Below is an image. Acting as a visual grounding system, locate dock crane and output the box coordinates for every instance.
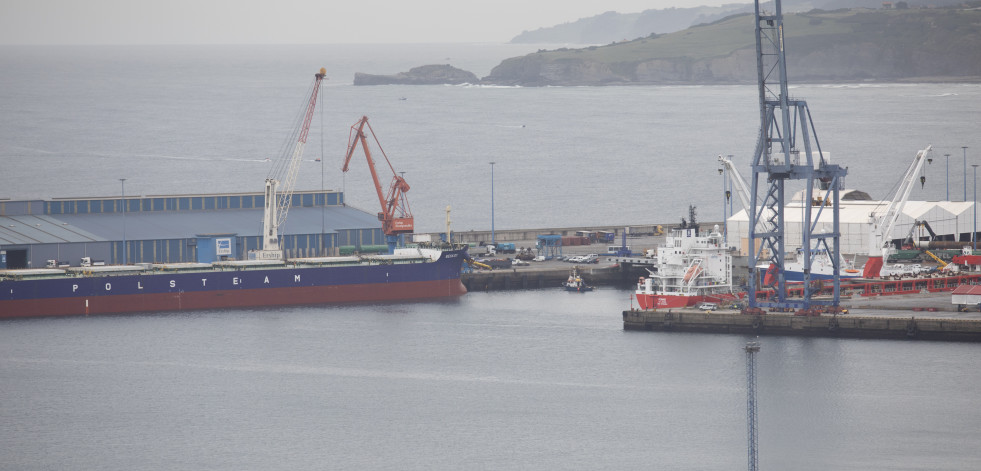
[718,155,753,214]
[342,116,413,253]
[252,68,326,260]
[745,0,848,311]
[862,146,932,278]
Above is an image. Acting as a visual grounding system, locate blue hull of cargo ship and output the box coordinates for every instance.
[0,249,468,318]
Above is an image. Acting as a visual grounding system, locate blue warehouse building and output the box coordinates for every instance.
[0,190,384,269]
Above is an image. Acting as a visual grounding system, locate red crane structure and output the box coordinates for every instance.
[342,116,413,251]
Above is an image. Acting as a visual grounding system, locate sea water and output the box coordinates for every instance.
[2,289,981,470]
[1,44,979,232]
[2,44,981,470]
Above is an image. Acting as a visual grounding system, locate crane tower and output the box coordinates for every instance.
[746,1,848,310]
[343,116,414,253]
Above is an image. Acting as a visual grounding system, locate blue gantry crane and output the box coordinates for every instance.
[746,0,848,312]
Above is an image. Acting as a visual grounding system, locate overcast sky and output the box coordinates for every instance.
[1,0,738,45]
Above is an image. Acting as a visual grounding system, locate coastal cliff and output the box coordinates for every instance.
[483,8,981,86]
[352,8,981,87]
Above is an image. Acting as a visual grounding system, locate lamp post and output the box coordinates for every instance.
[320,154,325,256]
[719,166,727,244]
[490,162,496,245]
[964,146,969,201]
[119,178,127,265]
[974,164,978,251]
[944,153,950,201]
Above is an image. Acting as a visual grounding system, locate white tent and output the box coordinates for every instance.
[726,197,976,256]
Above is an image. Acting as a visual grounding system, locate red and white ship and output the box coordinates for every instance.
[635,212,739,309]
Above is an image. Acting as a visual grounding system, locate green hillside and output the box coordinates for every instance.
[484,7,981,85]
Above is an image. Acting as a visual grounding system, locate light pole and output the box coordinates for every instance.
[973,164,978,251]
[119,178,127,265]
[964,146,969,201]
[727,155,734,219]
[320,154,326,256]
[944,153,950,201]
[490,162,496,245]
[719,166,727,244]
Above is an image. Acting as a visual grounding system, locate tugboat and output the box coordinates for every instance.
[635,206,740,309]
[564,266,593,292]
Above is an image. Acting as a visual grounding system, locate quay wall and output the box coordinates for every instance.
[622,309,981,342]
[462,266,631,291]
[442,223,686,245]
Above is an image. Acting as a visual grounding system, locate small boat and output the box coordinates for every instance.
[564,267,593,292]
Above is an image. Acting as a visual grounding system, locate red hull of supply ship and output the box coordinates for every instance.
[0,248,468,318]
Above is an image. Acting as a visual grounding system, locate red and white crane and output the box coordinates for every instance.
[862,145,932,278]
[252,67,327,260]
[342,116,413,252]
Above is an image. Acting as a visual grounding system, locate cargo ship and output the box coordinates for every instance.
[0,246,468,318]
[635,208,740,309]
[0,69,473,319]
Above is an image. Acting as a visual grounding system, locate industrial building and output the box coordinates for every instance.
[0,190,384,269]
[725,189,977,256]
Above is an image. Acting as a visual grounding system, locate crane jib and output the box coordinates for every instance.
[254,69,327,259]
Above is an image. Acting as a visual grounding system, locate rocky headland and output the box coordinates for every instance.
[354,7,981,87]
[353,64,479,86]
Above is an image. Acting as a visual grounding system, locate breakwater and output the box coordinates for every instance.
[623,309,981,342]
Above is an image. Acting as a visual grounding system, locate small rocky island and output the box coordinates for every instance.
[353,64,479,86]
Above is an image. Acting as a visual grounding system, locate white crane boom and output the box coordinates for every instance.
[718,154,753,212]
[862,145,931,277]
[252,68,327,260]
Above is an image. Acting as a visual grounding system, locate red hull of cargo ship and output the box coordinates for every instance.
[0,279,466,319]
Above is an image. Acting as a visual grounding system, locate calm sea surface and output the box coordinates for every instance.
[3,289,981,470]
[2,44,981,470]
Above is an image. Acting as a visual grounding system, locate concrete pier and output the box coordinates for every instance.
[623,308,981,342]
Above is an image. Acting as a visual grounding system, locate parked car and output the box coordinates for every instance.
[698,302,718,311]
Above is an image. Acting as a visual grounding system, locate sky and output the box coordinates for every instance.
[0,0,737,45]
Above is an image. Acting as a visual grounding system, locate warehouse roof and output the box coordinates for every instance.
[0,190,380,245]
[0,214,105,245]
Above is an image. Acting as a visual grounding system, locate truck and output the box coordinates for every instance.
[493,243,516,254]
[80,257,105,267]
